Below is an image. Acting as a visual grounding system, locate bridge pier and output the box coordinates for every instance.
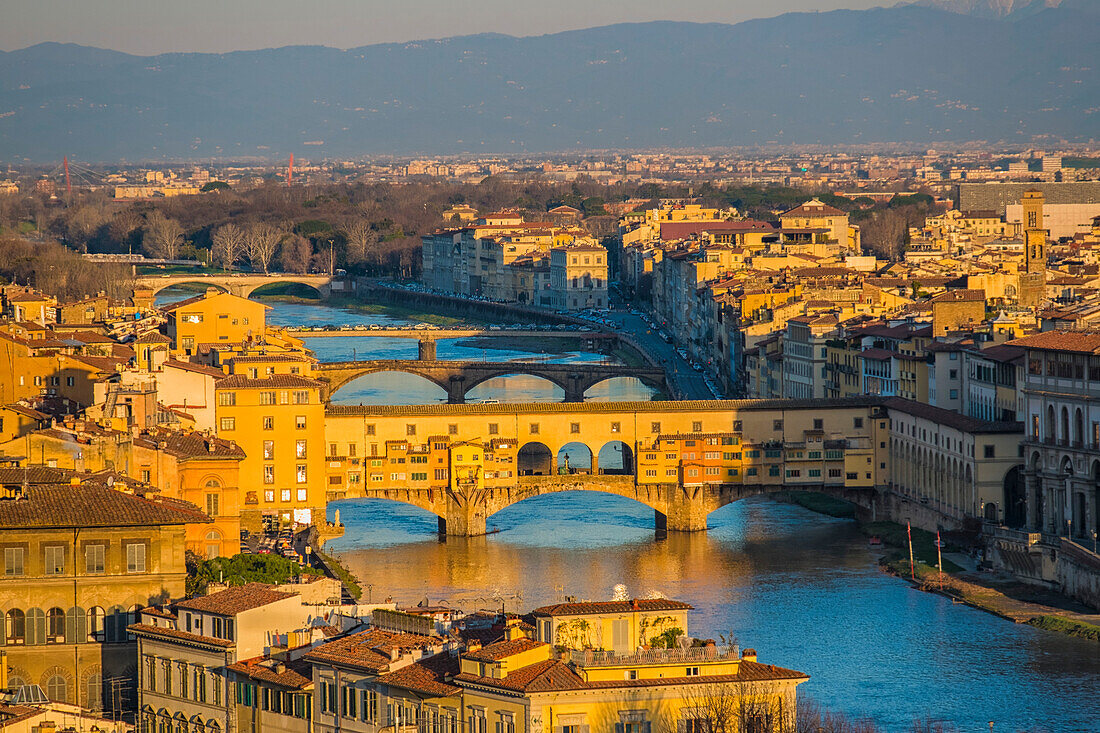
[447,376,467,404]
[658,488,710,532]
[443,494,488,536]
[564,377,586,403]
[418,338,437,361]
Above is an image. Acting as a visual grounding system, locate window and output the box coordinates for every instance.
[407,424,417,436]
[488,423,498,435]
[260,391,276,405]
[853,417,864,429]
[651,421,661,433]
[206,493,220,517]
[984,445,995,458]
[46,674,68,704]
[46,607,65,642]
[6,609,25,645]
[813,418,823,430]
[293,391,309,404]
[219,417,235,431]
[281,489,292,502]
[296,440,308,458]
[773,420,783,431]
[126,543,146,573]
[217,392,236,406]
[4,547,24,577]
[530,423,539,434]
[140,469,151,483]
[295,415,307,429]
[85,544,105,574]
[264,465,275,484]
[45,545,65,575]
[692,421,703,432]
[570,422,580,434]
[296,465,307,483]
[685,666,700,676]
[297,489,307,502]
[264,490,275,502]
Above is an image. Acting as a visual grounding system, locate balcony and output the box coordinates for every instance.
[566,645,739,668]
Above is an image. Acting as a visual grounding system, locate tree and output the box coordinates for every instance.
[211,223,245,269]
[280,233,313,274]
[186,552,320,596]
[200,181,230,192]
[244,222,281,273]
[341,217,379,265]
[142,211,185,260]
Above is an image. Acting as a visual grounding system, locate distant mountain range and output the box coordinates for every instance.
[1,2,1098,162]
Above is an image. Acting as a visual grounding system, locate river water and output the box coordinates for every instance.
[159,289,1100,732]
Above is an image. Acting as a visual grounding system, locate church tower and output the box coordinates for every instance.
[1019,189,1047,308]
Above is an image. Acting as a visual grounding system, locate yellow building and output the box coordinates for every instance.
[0,475,203,710]
[779,199,850,249]
[213,374,326,529]
[163,290,268,357]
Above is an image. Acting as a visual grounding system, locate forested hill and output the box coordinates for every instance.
[1,2,1098,161]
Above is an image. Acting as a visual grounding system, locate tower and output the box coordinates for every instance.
[1019,189,1047,308]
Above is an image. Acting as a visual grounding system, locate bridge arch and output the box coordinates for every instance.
[583,376,660,402]
[582,373,665,399]
[151,281,230,302]
[248,280,324,299]
[597,440,634,474]
[517,441,554,476]
[329,370,449,404]
[464,373,565,403]
[556,442,593,473]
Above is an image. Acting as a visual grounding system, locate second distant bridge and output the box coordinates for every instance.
[314,359,668,403]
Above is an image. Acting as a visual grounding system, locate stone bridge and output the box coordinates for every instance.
[136,273,336,298]
[342,474,881,536]
[315,360,668,402]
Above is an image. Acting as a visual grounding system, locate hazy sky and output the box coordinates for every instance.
[0,0,890,55]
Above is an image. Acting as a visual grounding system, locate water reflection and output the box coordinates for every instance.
[327,494,1100,733]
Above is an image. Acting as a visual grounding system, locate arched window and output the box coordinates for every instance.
[46,674,68,703]
[127,605,141,640]
[1061,406,1070,446]
[46,608,65,643]
[1074,408,1083,446]
[1047,405,1056,441]
[86,672,103,711]
[5,609,25,645]
[205,530,222,560]
[204,479,221,488]
[87,607,105,642]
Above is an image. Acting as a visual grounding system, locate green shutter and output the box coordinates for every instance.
[27,608,45,645]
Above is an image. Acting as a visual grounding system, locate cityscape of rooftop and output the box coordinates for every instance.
[1,0,1099,732]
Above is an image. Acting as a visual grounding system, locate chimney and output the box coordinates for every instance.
[631,598,640,610]
[741,648,757,663]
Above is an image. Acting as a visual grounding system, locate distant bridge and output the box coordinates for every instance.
[285,328,617,341]
[136,273,337,298]
[315,359,668,403]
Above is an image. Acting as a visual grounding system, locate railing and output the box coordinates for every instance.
[567,645,739,667]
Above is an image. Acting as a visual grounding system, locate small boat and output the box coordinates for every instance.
[868,535,883,546]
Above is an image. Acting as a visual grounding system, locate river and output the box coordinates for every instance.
[160,288,1100,732]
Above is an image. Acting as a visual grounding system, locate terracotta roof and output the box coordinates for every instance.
[883,397,1022,434]
[128,623,234,648]
[228,354,312,364]
[780,200,846,218]
[174,583,296,615]
[1008,331,1100,354]
[164,359,226,377]
[134,332,172,344]
[303,629,443,673]
[464,638,544,662]
[931,289,986,303]
[0,483,208,528]
[216,374,322,389]
[659,220,772,241]
[376,653,460,697]
[2,403,49,420]
[227,659,313,689]
[0,466,72,485]
[134,429,245,460]
[531,599,693,617]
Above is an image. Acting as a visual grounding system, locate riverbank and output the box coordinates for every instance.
[786,494,1100,642]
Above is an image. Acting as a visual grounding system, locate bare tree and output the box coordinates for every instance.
[280,233,313,274]
[341,217,378,265]
[142,211,185,260]
[244,222,282,273]
[211,223,245,269]
[860,210,908,262]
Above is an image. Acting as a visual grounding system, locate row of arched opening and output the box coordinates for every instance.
[329,373,658,405]
[2,605,140,646]
[889,438,978,520]
[516,441,635,476]
[5,664,110,708]
[144,708,222,733]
